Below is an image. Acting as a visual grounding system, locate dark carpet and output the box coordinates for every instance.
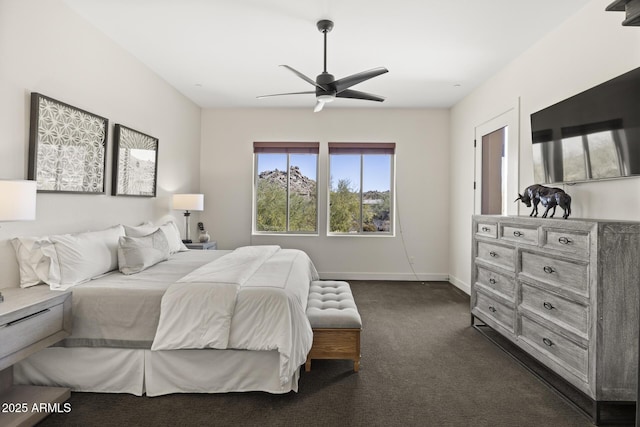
[39,281,595,427]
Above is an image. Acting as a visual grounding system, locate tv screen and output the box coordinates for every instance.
[530,66,640,184]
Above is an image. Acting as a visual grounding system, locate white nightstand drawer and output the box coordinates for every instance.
[0,303,64,360]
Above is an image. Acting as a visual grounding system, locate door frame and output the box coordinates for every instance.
[474,98,520,215]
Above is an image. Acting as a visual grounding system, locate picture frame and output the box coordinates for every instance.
[112,124,159,197]
[28,93,108,193]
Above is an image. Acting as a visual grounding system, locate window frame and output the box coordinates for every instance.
[253,142,319,235]
[327,142,396,236]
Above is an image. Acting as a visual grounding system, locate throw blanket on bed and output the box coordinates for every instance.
[151,245,317,385]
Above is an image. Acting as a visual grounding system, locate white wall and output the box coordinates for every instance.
[449,0,640,293]
[0,0,202,287]
[200,108,450,280]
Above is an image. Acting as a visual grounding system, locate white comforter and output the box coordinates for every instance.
[151,246,318,385]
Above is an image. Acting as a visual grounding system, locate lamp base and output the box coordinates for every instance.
[182,239,193,244]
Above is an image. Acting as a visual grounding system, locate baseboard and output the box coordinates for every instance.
[448,274,470,295]
[318,272,449,282]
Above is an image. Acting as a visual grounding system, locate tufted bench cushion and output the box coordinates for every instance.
[305,280,361,372]
[306,281,362,329]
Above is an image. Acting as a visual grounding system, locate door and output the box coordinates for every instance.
[481,127,506,214]
[474,99,520,215]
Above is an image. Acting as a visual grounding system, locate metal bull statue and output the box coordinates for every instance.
[515,184,572,219]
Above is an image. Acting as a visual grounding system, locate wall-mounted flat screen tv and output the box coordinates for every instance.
[530,66,640,184]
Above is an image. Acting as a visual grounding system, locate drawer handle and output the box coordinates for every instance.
[558,237,572,245]
[542,337,554,347]
[4,308,50,327]
[481,226,490,232]
[489,251,498,258]
[489,278,496,285]
[488,306,497,313]
[543,266,555,274]
[513,230,523,237]
[543,302,554,310]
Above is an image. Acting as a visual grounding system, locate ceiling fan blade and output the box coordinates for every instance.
[336,89,385,102]
[335,67,389,93]
[314,100,325,113]
[257,91,315,99]
[280,65,327,90]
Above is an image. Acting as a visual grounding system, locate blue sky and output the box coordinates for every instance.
[257,153,391,192]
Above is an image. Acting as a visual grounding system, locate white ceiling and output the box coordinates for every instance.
[63,0,593,110]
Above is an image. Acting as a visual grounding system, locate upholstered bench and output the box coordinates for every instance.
[305,280,362,372]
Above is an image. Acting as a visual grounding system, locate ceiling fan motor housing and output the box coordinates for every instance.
[316,72,337,97]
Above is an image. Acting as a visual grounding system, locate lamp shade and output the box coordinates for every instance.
[0,180,37,221]
[172,193,204,211]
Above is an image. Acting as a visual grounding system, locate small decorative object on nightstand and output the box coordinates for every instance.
[185,241,217,250]
[197,222,210,243]
[0,286,72,427]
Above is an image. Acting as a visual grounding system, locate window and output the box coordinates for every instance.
[253,142,318,233]
[328,143,395,234]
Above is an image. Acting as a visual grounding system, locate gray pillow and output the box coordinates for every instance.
[118,228,170,275]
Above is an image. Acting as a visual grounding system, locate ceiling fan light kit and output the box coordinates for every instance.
[258,19,388,112]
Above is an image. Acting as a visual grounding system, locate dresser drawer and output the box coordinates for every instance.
[477,241,515,272]
[476,222,497,239]
[474,291,514,332]
[542,228,590,257]
[500,224,538,245]
[520,316,588,380]
[520,251,589,297]
[520,283,588,337]
[0,303,64,359]
[476,266,515,301]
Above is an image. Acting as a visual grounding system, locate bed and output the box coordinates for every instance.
[11,224,318,396]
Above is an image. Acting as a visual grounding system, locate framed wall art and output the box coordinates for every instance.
[28,93,108,194]
[112,124,159,197]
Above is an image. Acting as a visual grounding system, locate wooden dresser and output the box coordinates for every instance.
[471,215,640,421]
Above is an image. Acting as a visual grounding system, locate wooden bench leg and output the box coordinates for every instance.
[305,356,311,372]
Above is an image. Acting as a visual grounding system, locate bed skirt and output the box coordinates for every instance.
[14,347,300,396]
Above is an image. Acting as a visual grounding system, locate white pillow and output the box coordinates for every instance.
[123,223,156,237]
[124,221,188,254]
[10,236,55,288]
[43,225,125,289]
[118,228,170,275]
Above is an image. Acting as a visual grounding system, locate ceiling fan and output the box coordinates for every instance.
[258,19,389,112]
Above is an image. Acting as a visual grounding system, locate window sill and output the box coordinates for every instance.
[252,233,319,237]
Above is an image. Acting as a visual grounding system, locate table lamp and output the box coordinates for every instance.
[0,179,37,302]
[172,193,204,243]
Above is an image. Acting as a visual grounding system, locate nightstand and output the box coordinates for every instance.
[0,286,72,427]
[185,241,217,250]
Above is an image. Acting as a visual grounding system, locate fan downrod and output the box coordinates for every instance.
[316,19,333,33]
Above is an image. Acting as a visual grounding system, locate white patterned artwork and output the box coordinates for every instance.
[112,124,158,197]
[28,93,108,193]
